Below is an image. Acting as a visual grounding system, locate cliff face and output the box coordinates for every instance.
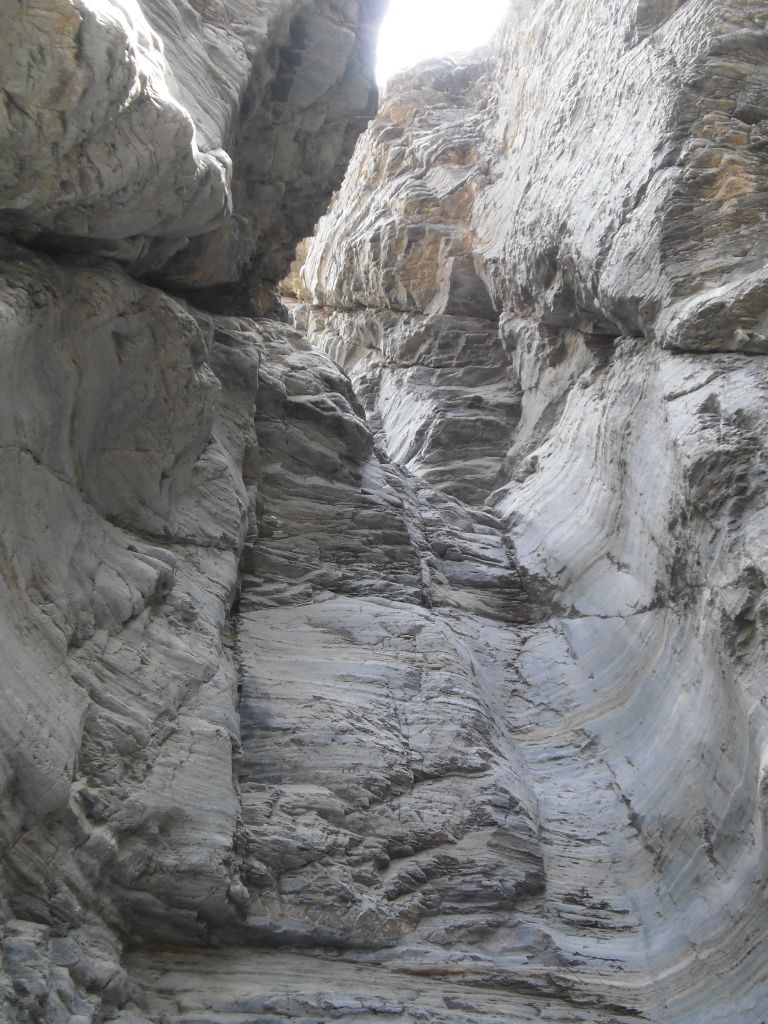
[1,1,767,1023]
[0,0,382,306]
[0,0,385,1017]
[300,3,768,1019]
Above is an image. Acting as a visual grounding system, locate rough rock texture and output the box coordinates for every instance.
[299,57,518,503]
[296,4,768,1019]
[0,0,384,1018]
[0,247,260,1018]
[0,0,384,305]
[2,1,768,1023]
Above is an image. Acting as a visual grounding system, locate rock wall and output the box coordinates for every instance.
[0,0,385,1018]
[1,1,767,1023]
[1,0,383,306]
[299,2,768,1019]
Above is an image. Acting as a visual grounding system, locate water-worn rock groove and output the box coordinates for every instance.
[1,2,767,1023]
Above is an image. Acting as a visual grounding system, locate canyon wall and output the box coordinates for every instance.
[0,0,386,1017]
[1,1,767,1023]
[300,3,768,1019]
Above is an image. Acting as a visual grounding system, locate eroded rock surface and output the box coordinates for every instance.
[0,0,384,304]
[296,4,768,1019]
[1,1,768,1023]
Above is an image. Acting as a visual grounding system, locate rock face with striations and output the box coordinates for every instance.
[301,3,768,1018]
[1,1,768,1023]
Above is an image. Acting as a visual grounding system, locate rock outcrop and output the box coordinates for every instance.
[1,1,767,1023]
[297,4,768,1018]
[0,0,384,306]
[0,0,385,1017]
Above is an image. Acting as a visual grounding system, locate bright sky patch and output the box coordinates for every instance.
[376,0,509,85]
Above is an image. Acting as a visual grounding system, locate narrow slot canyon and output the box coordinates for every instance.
[1,2,767,1023]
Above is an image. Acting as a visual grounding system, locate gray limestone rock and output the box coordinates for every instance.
[1,0,768,1022]
[297,3,768,1020]
[0,0,385,301]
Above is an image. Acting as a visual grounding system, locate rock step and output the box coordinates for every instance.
[124,949,646,1024]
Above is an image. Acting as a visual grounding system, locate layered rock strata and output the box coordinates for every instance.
[1,1,767,1023]
[0,0,385,1018]
[297,4,768,1019]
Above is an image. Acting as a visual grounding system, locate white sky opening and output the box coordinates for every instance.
[376,0,509,86]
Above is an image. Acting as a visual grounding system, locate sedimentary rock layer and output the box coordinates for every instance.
[1,1,767,1023]
[298,3,768,1019]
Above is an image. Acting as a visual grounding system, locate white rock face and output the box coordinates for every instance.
[1,0,768,1023]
